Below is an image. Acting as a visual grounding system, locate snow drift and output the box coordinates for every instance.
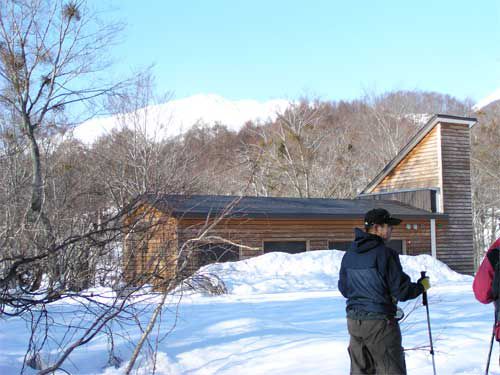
[196,250,472,295]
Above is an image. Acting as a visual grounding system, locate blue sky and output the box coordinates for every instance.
[100,0,500,103]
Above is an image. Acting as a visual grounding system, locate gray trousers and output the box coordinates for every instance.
[347,318,407,375]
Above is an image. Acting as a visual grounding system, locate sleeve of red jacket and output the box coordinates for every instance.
[473,238,500,304]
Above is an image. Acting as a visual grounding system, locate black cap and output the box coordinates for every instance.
[364,208,402,227]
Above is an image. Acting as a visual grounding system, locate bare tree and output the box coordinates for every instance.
[0,1,146,372]
[0,41,244,372]
[0,0,126,293]
[91,70,200,208]
[471,106,500,267]
[0,0,122,221]
[242,100,333,198]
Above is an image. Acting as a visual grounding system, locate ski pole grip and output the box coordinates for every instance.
[421,271,428,306]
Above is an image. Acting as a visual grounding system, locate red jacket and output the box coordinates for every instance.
[473,237,500,304]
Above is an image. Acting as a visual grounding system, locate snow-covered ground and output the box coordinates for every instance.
[0,250,497,374]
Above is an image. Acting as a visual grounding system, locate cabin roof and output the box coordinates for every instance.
[138,194,445,220]
[360,114,476,194]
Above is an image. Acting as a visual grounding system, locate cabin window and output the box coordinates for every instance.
[197,243,240,267]
[328,241,352,251]
[430,189,437,213]
[263,241,307,254]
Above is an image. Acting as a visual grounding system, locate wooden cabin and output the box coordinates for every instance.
[123,114,477,284]
[124,195,445,283]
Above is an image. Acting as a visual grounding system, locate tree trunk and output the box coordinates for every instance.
[26,126,44,218]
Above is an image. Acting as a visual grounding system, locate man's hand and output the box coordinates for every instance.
[418,276,431,291]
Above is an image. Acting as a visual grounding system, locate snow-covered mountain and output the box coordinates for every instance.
[73,94,290,144]
[473,89,500,111]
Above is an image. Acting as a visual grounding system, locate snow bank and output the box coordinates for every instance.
[399,254,472,284]
[197,250,343,295]
[198,250,471,295]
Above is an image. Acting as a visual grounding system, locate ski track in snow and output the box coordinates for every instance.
[0,250,497,375]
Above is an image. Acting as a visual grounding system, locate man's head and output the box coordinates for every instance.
[364,208,402,241]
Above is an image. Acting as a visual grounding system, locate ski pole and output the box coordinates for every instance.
[485,322,495,375]
[421,271,437,375]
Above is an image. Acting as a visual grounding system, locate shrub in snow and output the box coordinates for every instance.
[181,272,228,295]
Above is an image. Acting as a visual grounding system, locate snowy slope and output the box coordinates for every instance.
[1,250,496,375]
[474,89,500,111]
[72,94,290,144]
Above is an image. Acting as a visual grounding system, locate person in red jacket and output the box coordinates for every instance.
[473,237,500,340]
[473,237,500,304]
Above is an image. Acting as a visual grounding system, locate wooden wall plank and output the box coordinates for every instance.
[373,127,440,192]
[176,217,433,273]
[436,122,474,274]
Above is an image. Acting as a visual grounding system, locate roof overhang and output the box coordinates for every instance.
[360,114,477,194]
[174,212,447,220]
[137,194,448,222]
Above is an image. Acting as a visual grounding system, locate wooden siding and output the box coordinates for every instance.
[124,206,179,287]
[359,189,436,212]
[373,126,440,192]
[436,122,474,274]
[175,217,433,275]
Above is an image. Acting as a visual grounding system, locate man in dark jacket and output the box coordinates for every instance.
[338,208,430,375]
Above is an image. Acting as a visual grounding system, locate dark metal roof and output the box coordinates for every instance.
[140,194,445,220]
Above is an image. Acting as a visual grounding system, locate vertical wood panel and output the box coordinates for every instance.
[436,123,474,274]
[373,127,440,192]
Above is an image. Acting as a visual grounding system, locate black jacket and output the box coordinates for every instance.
[338,228,424,317]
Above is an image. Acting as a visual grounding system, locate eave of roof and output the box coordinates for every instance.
[360,114,477,194]
[139,194,447,221]
[174,212,446,220]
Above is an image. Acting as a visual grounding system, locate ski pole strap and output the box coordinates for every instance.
[421,271,428,306]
